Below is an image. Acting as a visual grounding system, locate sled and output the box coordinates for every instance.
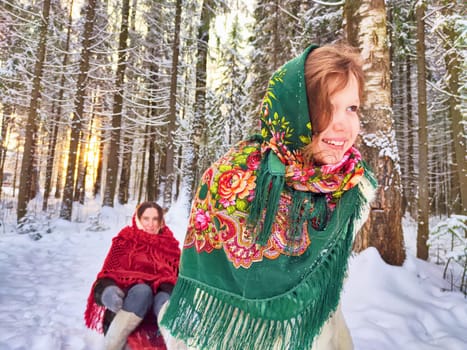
[125,315,166,350]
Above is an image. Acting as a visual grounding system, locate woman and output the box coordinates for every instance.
[85,201,181,350]
[159,43,377,350]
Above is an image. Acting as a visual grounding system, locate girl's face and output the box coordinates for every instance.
[140,207,161,234]
[310,74,360,165]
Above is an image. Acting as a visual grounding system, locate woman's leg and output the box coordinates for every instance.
[105,284,153,350]
[153,291,170,319]
[122,283,153,318]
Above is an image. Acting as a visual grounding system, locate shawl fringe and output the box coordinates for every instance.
[247,151,285,245]
[84,292,106,333]
[161,176,375,350]
[162,231,351,350]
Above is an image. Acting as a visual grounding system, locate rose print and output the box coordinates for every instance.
[218,169,256,202]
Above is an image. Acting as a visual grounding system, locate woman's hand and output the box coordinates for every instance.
[101,285,124,313]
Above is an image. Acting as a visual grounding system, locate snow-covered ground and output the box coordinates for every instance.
[0,198,466,350]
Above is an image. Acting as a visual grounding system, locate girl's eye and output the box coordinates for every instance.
[347,105,359,112]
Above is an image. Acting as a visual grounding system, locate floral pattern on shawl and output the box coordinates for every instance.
[185,139,313,269]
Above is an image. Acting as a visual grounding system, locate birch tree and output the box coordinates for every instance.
[344,0,406,266]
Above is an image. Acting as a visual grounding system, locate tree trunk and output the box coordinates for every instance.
[344,0,406,266]
[186,0,216,203]
[387,2,407,215]
[43,100,58,211]
[54,140,65,199]
[415,1,429,260]
[103,0,130,207]
[75,115,94,204]
[147,127,157,202]
[442,2,466,216]
[0,104,14,199]
[12,143,20,197]
[118,136,133,204]
[59,0,97,220]
[162,0,182,208]
[397,61,408,214]
[138,124,149,203]
[42,0,74,212]
[73,130,85,201]
[406,53,417,219]
[17,0,51,223]
[117,0,138,205]
[93,126,105,198]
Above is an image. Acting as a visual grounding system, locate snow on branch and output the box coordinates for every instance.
[310,0,344,6]
[362,129,400,163]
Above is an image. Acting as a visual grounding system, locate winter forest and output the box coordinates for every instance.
[0,0,466,293]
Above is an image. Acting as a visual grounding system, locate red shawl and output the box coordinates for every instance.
[84,216,181,350]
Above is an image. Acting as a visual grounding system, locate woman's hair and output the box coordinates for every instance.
[301,43,364,164]
[136,201,164,221]
[304,43,364,134]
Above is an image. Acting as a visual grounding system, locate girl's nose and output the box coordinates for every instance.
[331,111,346,131]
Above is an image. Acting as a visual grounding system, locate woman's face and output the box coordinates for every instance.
[310,74,360,165]
[140,207,161,234]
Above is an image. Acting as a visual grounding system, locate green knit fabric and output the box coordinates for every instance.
[161,45,377,350]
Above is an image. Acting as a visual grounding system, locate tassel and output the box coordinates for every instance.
[256,174,284,245]
[247,151,285,245]
[247,155,271,228]
[287,191,329,251]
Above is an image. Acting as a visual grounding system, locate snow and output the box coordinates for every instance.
[0,198,466,350]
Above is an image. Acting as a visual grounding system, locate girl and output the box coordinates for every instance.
[160,43,377,350]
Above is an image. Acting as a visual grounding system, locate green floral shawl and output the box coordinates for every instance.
[161,45,377,350]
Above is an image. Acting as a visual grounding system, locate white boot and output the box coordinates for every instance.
[104,310,143,350]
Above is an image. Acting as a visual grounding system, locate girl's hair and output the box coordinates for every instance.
[136,201,164,221]
[301,43,364,163]
[304,43,364,134]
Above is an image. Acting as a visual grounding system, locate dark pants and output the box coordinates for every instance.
[122,283,170,319]
[122,284,152,318]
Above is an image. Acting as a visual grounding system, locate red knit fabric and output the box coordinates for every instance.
[84,216,180,350]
